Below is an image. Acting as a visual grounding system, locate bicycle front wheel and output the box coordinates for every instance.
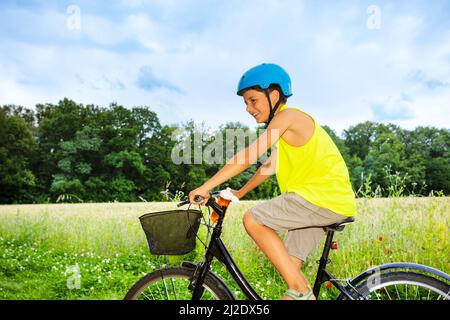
[344,271,449,300]
[124,267,234,300]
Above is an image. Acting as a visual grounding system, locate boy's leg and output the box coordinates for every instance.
[243,192,345,299]
[243,211,314,298]
[290,256,304,269]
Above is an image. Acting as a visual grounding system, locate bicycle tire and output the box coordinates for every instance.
[124,267,234,300]
[339,271,450,300]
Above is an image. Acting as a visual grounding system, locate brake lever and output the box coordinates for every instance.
[177,200,190,207]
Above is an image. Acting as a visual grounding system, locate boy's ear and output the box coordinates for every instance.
[269,88,280,103]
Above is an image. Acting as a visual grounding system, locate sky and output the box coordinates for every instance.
[0,0,449,134]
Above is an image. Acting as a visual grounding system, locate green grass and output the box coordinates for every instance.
[0,197,448,300]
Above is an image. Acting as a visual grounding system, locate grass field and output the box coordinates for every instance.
[0,197,448,300]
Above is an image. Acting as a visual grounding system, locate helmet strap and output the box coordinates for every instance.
[264,89,283,128]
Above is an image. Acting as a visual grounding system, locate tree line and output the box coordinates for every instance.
[0,99,448,204]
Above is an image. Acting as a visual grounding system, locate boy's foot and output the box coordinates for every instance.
[280,289,316,300]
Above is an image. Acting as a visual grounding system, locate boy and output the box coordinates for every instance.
[189,63,356,300]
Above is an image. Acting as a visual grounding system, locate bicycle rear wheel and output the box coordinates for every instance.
[342,271,449,300]
[124,267,234,300]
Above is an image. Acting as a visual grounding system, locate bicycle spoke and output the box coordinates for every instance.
[385,287,393,300]
[373,290,382,300]
[170,278,178,300]
[414,284,419,300]
[142,290,152,300]
[366,278,449,301]
[394,284,400,299]
[149,287,156,300]
[162,277,170,299]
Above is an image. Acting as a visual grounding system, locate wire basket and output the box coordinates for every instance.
[139,209,202,255]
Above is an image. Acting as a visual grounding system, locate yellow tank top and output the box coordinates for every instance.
[275,105,356,217]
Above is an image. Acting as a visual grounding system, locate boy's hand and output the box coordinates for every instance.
[189,186,210,205]
[229,189,243,199]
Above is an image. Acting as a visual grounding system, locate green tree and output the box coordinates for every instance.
[405,127,449,194]
[343,121,378,160]
[0,107,37,203]
[50,126,102,201]
[366,124,406,192]
[2,98,448,204]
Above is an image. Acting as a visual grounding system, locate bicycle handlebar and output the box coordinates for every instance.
[177,195,204,207]
[177,191,222,208]
[177,192,226,220]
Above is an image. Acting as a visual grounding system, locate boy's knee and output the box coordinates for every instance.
[289,255,304,269]
[242,210,254,230]
[243,210,263,232]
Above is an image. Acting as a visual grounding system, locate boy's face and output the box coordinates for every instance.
[242,89,271,124]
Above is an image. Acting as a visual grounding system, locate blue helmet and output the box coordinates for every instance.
[237,63,292,97]
[237,63,292,127]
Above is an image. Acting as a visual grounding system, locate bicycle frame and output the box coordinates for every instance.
[185,196,362,300]
[187,199,261,300]
[312,229,362,300]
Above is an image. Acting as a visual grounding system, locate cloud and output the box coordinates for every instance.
[408,70,449,90]
[0,0,449,133]
[137,66,182,93]
[424,79,449,90]
[370,95,415,122]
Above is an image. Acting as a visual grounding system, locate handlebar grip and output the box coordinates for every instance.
[194,195,204,202]
[177,195,205,207]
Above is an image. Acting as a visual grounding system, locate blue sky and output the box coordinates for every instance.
[0,0,449,134]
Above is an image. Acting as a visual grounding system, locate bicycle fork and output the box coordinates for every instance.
[189,215,224,300]
[189,251,216,300]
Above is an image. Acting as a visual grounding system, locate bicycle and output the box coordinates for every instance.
[124,191,450,300]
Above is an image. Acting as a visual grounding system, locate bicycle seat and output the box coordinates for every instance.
[324,217,355,232]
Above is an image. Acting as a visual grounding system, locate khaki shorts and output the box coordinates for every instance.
[249,192,348,262]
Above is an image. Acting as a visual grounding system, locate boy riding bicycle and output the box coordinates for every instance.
[189,63,356,300]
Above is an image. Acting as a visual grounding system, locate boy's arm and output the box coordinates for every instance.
[237,148,277,199]
[189,110,292,204]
